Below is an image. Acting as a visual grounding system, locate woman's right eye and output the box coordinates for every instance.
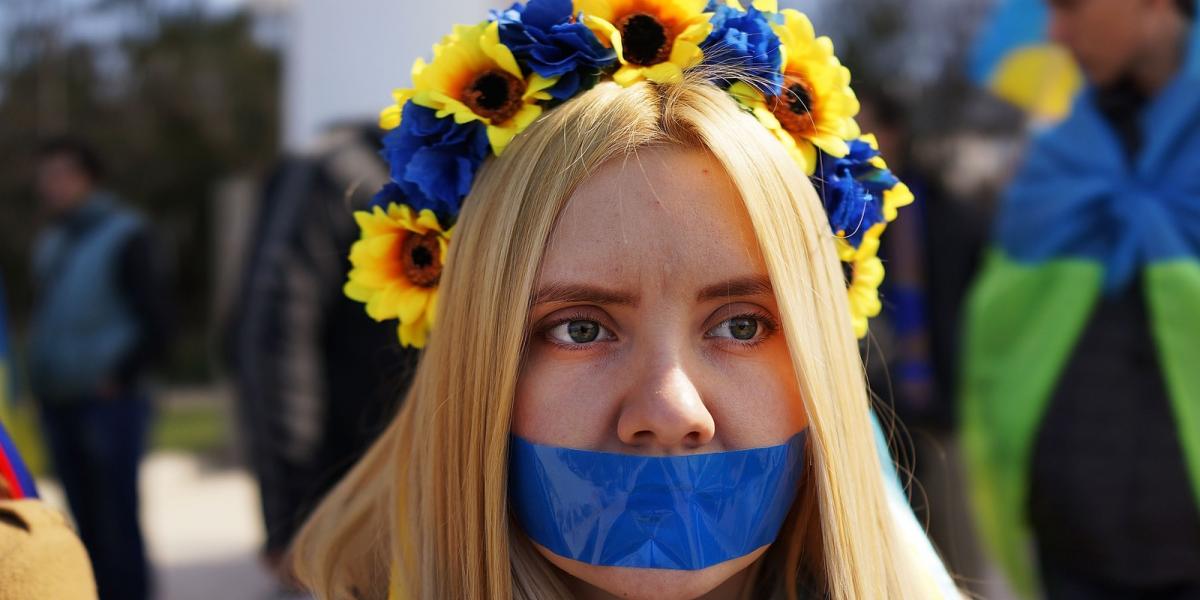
[545,319,612,345]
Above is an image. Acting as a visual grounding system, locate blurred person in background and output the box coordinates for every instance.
[26,137,173,600]
[962,0,1200,598]
[856,89,990,589]
[224,123,420,595]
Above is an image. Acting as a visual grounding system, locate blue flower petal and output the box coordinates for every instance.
[495,0,615,98]
[378,103,490,221]
[814,140,902,248]
[701,4,784,95]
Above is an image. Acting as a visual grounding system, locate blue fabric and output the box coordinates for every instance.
[995,34,1200,293]
[27,195,144,401]
[40,391,150,600]
[509,431,806,570]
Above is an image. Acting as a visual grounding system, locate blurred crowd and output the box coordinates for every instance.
[1,0,1198,599]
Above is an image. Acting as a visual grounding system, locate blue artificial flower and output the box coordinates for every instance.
[374,103,490,219]
[813,139,899,248]
[494,0,617,101]
[701,3,783,95]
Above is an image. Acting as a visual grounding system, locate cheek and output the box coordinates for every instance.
[512,346,624,446]
[702,341,807,445]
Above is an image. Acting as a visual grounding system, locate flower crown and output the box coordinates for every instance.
[344,0,914,348]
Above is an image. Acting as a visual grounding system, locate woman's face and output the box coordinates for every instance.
[514,145,808,600]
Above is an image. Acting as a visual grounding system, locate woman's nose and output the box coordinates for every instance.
[616,360,716,452]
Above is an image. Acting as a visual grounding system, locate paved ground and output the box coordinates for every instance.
[40,452,286,600]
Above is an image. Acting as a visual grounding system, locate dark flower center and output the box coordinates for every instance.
[618,12,672,66]
[463,69,526,124]
[768,74,818,136]
[401,232,443,288]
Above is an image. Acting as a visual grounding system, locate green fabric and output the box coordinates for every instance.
[960,250,1102,597]
[1145,261,1200,511]
[962,252,1200,597]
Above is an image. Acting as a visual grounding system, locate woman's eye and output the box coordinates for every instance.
[546,319,611,345]
[707,316,766,342]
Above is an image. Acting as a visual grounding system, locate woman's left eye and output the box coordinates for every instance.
[706,315,772,343]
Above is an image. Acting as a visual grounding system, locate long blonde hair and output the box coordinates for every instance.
[292,76,937,599]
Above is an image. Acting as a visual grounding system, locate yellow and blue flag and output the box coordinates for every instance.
[969,0,1083,122]
[971,0,1200,122]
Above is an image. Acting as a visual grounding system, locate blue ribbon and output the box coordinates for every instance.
[509,431,806,570]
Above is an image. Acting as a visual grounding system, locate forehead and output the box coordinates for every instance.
[539,146,767,290]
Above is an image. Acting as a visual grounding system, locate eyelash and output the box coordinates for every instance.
[539,308,780,350]
[541,311,615,351]
[708,309,780,349]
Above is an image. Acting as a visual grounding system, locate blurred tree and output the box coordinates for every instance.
[0,1,280,382]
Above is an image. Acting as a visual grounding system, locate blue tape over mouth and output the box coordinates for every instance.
[508,431,808,570]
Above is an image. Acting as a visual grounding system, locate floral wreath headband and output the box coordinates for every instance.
[344,0,914,348]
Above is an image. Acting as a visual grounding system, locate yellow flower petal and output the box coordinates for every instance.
[612,65,645,87]
[343,202,451,348]
[380,105,402,130]
[883,181,915,222]
[644,62,685,84]
[799,141,817,175]
[394,286,431,324]
[481,21,523,79]
[344,280,376,303]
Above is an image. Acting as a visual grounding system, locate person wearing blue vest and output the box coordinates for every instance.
[27,137,171,600]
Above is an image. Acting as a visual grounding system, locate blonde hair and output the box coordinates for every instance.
[292,76,937,600]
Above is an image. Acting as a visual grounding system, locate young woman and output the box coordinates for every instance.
[292,1,958,598]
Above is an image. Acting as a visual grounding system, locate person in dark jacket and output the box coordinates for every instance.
[224,124,419,592]
[27,137,172,600]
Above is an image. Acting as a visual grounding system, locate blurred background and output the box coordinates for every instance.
[0,0,1185,599]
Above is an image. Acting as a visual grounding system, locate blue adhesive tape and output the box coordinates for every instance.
[509,431,807,570]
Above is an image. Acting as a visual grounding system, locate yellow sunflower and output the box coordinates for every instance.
[835,222,885,264]
[726,10,859,174]
[847,254,884,339]
[379,88,413,131]
[344,203,451,348]
[579,0,712,86]
[405,21,557,155]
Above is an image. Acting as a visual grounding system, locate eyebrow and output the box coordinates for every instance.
[696,275,775,303]
[531,282,640,307]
